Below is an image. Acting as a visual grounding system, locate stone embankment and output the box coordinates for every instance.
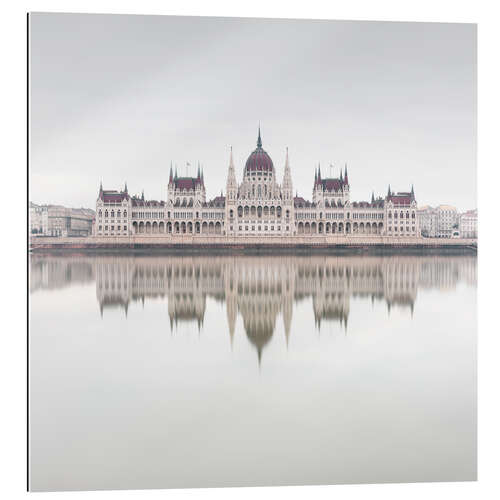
[30,235,477,255]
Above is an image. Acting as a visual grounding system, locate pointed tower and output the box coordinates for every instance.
[257,125,262,148]
[124,181,128,194]
[282,147,293,201]
[387,184,392,199]
[226,146,237,201]
[281,147,294,233]
[224,147,237,234]
[341,164,350,203]
[371,191,375,204]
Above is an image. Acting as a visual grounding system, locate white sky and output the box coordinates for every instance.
[29,13,476,211]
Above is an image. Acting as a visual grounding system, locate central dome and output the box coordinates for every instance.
[244,128,274,174]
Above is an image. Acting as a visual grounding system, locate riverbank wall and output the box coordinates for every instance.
[30,235,478,255]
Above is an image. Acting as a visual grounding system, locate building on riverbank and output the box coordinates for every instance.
[95,129,419,239]
[30,203,94,237]
[418,205,477,239]
[459,209,478,239]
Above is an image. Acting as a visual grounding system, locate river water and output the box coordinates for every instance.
[29,253,477,491]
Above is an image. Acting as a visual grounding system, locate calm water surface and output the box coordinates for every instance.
[29,254,477,491]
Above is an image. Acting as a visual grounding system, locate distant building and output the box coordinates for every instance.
[30,203,94,237]
[418,205,459,238]
[459,209,478,239]
[29,203,48,235]
[95,128,419,238]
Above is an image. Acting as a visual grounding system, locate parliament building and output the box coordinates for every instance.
[94,129,419,238]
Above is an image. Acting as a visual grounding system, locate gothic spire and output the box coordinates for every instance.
[371,191,375,203]
[344,163,348,184]
[387,184,391,198]
[257,125,262,148]
[124,181,128,193]
[282,147,292,195]
[227,146,236,189]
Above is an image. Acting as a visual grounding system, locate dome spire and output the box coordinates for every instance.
[257,124,262,148]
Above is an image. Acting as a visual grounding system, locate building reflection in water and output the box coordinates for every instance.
[30,254,477,362]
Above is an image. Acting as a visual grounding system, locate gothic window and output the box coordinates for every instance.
[117,210,121,218]
[98,210,102,217]
[111,210,115,218]
[257,206,262,218]
[258,185,262,198]
[124,210,127,217]
[105,210,108,218]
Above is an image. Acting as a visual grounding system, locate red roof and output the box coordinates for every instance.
[294,196,315,208]
[244,147,274,173]
[174,177,203,190]
[387,193,414,206]
[321,178,343,192]
[100,190,129,203]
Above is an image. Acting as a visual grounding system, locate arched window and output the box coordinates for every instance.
[412,212,415,219]
[105,210,108,218]
[123,210,127,218]
[98,210,102,217]
[394,211,398,219]
[406,211,410,219]
[388,212,392,218]
[111,210,115,218]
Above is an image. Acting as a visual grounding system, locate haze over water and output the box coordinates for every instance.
[29,254,477,491]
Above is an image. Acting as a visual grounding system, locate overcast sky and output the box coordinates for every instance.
[29,13,476,211]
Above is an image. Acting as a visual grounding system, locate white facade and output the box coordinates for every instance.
[459,209,478,239]
[30,203,94,237]
[418,205,463,238]
[95,130,419,238]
